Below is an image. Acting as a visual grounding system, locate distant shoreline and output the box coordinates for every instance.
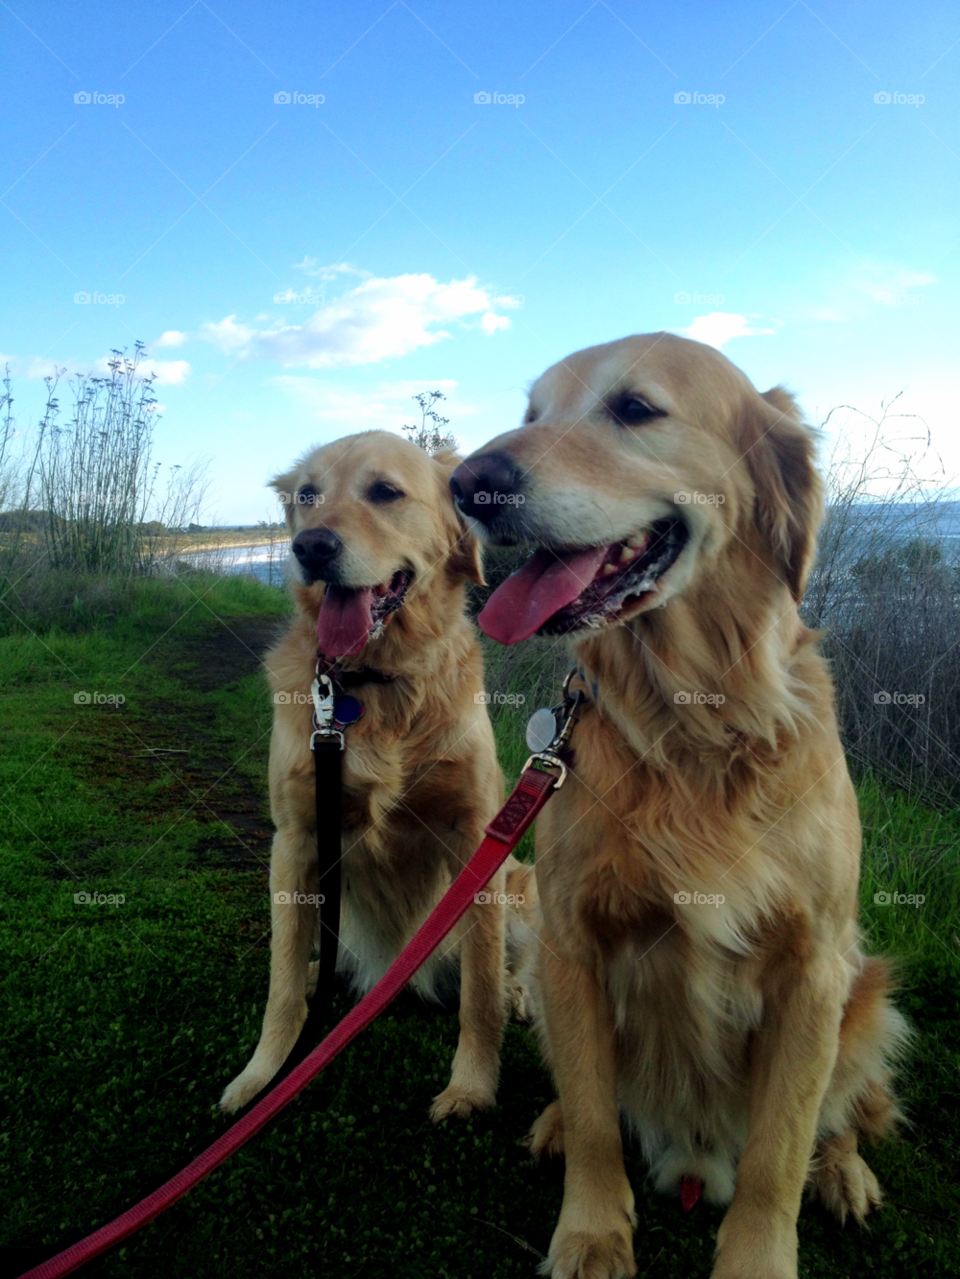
[177,538,284,556]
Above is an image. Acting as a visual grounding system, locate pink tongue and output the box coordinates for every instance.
[680,1176,703,1213]
[478,546,609,646]
[317,585,377,657]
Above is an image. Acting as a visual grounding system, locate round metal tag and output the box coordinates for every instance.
[333,695,364,727]
[526,706,559,753]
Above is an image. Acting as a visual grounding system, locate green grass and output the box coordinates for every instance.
[1,577,957,1278]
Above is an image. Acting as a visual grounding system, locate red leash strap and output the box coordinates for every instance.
[21,765,559,1279]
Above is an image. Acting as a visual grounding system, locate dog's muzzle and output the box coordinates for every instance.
[292,527,343,582]
[449,452,526,532]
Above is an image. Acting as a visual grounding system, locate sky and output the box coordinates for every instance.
[1,0,958,523]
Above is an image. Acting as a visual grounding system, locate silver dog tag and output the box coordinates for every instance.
[526,706,559,753]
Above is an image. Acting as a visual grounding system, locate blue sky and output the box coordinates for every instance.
[2,1,958,522]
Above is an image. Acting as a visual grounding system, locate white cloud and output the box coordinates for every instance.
[199,315,257,355]
[152,330,188,349]
[271,377,476,437]
[0,353,189,386]
[123,359,189,386]
[291,257,371,281]
[802,262,937,323]
[678,312,776,348]
[200,272,513,368]
[481,311,511,334]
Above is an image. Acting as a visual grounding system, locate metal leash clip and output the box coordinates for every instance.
[522,666,585,788]
[310,667,345,752]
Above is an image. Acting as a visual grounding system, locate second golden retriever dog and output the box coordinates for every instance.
[450,335,909,1279]
[221,430,533,1122]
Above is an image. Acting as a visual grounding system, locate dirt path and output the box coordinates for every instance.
[73,615,286,871]
[170,615,285,866]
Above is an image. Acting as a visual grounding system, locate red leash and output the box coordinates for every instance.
[20,763,562,1279]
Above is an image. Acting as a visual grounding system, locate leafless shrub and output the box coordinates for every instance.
[0,344,210,582]
[804,396,960,802]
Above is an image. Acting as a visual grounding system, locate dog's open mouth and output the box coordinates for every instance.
[479,518,688,646]
[316,570,411,657]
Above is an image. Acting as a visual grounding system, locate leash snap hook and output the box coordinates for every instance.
[522,666,585,788]
[310,667,344,752]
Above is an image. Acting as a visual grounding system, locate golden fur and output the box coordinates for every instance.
[220,430,532,1121]
[461,335,909,1279]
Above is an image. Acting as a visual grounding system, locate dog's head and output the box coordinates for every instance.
[273,430,483,658]
[450,333,821,646]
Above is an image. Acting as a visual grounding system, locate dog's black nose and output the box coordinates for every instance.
[292,527,342,574]
[449,452,524,524]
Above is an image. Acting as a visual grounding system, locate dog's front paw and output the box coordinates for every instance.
[712,1207,797,1279]
[542,1227,636,1279]
[528,1100,565,1159]
[542,1181,636,1279]
[429,1082,496,1123]
[219,1066,274,1115]
[810,1133,882,1225]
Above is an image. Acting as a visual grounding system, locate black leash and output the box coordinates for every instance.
[308,667,345,1022]
[233,658,394,1114]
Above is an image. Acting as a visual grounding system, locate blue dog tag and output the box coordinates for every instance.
[334,695,364,728]
[526,706,559,752]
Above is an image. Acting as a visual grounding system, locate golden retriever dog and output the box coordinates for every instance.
[449,335,909,1279]
[220,430,533,1122]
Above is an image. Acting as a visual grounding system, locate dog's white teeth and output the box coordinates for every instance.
[627,536,649,551]
[619,545,636,563]
[602,563,618,576]
[375,582,390,596]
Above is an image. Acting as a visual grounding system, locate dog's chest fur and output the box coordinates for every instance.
[537,710,801,1203]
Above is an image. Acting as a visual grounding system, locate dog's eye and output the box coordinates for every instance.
[609,395,664,427]
[296,484,320,506]
[524,409,538,424]
[369,481,404,504]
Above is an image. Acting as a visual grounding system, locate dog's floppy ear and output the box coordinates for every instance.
[432,449,486,586]
[743,386,823,602]
[269,468,300,529]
